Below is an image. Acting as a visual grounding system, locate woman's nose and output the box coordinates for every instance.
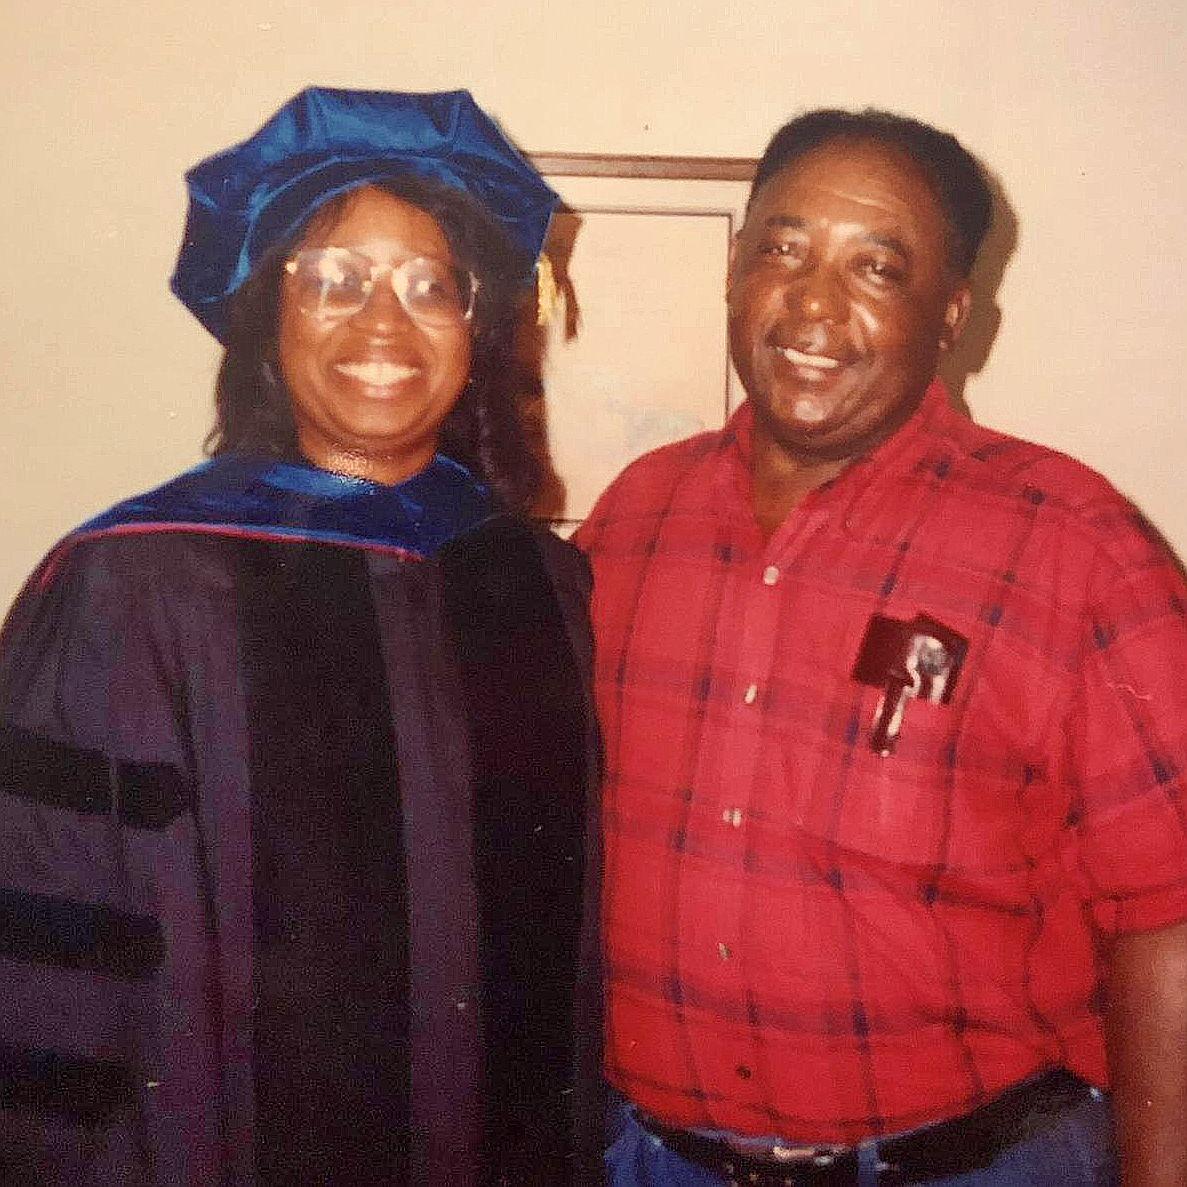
[354,270,414,332]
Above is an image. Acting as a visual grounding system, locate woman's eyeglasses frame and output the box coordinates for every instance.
[283,247,480,328]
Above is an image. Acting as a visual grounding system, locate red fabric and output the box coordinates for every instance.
[575,380,1187,1143]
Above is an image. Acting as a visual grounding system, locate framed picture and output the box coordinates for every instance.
[524,154,756,528]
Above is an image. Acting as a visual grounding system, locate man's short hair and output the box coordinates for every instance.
[751,108,993,276]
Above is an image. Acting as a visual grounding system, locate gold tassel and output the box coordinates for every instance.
[536,253,560,327]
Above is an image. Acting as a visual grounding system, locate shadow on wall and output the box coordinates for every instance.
[934,169,1187,579]
[939,166,1019,419]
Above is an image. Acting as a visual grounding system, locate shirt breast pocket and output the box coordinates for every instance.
[780,689,1023,872]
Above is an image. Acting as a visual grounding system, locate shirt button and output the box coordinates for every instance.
[736,1064,752,1079]
[717,942,732,961]
[762,565,780,586]
[722,807,742,827]
[743,683,758,705]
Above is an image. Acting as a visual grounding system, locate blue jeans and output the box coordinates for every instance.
[605,1091,1118,1186]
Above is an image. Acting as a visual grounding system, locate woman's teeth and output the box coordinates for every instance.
[334,361,419,385]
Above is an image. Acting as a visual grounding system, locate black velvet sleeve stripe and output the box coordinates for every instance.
[115,760,195,829]
[0,722,110,814]
[0,1044,135,1124]
[0,722,194,829]
[0,889,164,980]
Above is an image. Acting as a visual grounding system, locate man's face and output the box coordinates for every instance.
[727,139,971,467]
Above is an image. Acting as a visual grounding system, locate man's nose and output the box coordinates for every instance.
[792,268,844,323]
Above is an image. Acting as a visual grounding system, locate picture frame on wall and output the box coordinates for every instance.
[524,153,756,529]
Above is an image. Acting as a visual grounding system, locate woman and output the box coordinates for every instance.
[0,88,600,1185]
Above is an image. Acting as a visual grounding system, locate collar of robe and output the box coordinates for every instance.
[73,452,497,560]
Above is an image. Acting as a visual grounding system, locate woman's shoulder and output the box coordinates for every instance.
[4,458,266,651]
[445,513,588,588]
[74,454,272,538]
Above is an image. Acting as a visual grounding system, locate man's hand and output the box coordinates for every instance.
[1106,919,1187,1187]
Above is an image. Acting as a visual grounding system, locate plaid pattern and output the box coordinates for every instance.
[576,380,1187,1144]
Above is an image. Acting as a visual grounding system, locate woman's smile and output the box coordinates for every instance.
[332,359,423,390]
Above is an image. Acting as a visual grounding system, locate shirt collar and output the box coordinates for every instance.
[716,377,959,536]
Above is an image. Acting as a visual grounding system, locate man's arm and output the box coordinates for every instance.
[1105,919,1187,1187]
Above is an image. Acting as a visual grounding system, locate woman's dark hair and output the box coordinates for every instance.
[751,108,993,277]
[207,174,542,510]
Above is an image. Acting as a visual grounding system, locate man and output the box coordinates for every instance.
[579,109,1187,1186]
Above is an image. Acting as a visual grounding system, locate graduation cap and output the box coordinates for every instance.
[170,86,559,342]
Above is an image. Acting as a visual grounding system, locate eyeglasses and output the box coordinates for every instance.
[283,247,479,327]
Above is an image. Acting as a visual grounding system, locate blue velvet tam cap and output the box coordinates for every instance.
[170,86,559,343]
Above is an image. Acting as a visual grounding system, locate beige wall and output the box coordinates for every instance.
[3,1,1186,610]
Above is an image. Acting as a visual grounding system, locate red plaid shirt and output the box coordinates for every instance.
[575,380,1187,1143]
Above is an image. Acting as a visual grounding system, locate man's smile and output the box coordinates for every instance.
[776,345,843,370]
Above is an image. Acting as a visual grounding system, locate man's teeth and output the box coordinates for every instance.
[779,346,841,369]
[335,362,419,384]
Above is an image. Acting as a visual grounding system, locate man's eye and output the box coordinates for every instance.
[860,257,905,285]
[757,241,805,264]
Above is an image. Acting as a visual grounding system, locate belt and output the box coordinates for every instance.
[637,1069,1098,1186]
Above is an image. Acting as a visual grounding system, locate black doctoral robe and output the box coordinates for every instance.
[0,453,602,1185]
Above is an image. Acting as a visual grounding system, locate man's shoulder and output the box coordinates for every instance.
[933,409,1178,573]
[938,408,1129,515]
[592,426,727,510]
[573,425,729,555]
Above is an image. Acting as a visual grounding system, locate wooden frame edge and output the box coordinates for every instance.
[527,152,757,182]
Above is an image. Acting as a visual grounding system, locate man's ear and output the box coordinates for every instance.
[939,284,972,350]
